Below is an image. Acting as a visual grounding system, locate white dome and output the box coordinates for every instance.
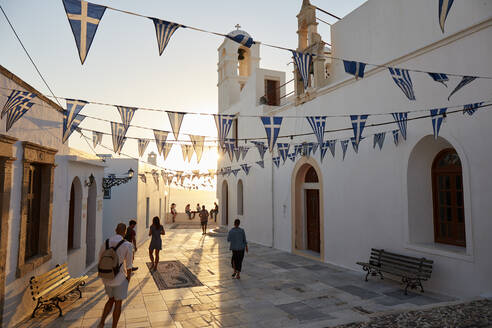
[227,29,251,39]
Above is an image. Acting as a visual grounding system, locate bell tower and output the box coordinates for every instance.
[218,25,260,112]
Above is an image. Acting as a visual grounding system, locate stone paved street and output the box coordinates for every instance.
[18,228,466,327]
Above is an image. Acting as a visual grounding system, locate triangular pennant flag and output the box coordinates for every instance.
[388,68,416,100]
[92,131,103,148]
[163,143,173,161]
[287,152,297,162]
[324,140,336,158]
[167,175,174,186]
[251,141,267,161]
[186,145,194,162]
[224,167,232,177]
[190,135,205,163]
[311,142,318,155]
[448,76,477,100]
[306,116,327,145]
[256,160,264,168]
[261,116,283,152]
[430,108,447,139]
[137,139,150,157]
[241,146,249,160]
[272,156,280,168]
[181,144,189,162]
[234,146,241,162]
[226,30,254,48]
[62,0,106,64]
[391,112,408,140]
[232,168,240,177]
[294,144,303,156]
[277,143,290,163]
[224,139,235,161]
[150,18,184,56]
[1,90,37,119]
[343,60,366,79]
[139,174,147,183]
[302,143,314,157]
[319,141,330,162]
[151,170,159,185]
[4,95,36,132]
[341,140,349,160]
[153,130,169,156]
[214,114,235,148]
[110,122,127,154]
[167,111,185,141]
[428,73,449,87]
[463,102,483,116]
[350,115,369,146]
[64,99,88,129]
[240,164,251,175]
[392,130,399,146]
[438,0,455,33]
[373,133,386,150]
[292,51,314,89]
[350,137,361,154]
[117,106,137,130]
[62,114,86,143]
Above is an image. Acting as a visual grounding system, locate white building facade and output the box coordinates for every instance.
[217,0,492,298]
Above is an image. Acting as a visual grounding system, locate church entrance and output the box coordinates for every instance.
[221,180,229,226]
[305,189,320,252]
[85,180,97,267]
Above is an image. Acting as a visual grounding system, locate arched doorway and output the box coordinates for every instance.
[292,159,324,259]
[68,177,82,251]
[221,180,229,226]
[237,179,244,216]
[86,179,97,266]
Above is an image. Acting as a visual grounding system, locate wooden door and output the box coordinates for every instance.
[225,187,229,225]
[305,189,320,252]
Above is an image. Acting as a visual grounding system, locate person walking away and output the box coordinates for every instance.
[212,202,219,222]
[148,216,165,270]
[97,223,133,328]
[192,203,200,218]
[171,203,177,223]
[227,219,248,279]
[199,205,209,235]
[185,204,192,220]
[124,219,138,271]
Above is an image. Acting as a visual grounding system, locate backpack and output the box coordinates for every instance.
[98,239,125,280]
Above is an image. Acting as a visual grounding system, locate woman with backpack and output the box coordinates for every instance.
[148,216,165,271]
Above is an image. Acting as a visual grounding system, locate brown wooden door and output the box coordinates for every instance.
[305,189,320,252]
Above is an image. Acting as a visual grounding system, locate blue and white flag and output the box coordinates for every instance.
[326,140,337,158]
[428,72,449,87]
[64,99,88,130]
[62,0,106,64]
[181,144,190,162]
[448,76,477,100]
[392,130,399,146]
[111,122,127,154]
[186,144,194,162]
[231,168,240,177]
[226,30,254,48]
[150,18,184,56]
[240,164,251,175]
[190,135,205,163]
[292,51,314,89]
[137,139,150,157]
[167,111,185,141]
[92,131,103,148]
[272,156,280,168]
[439,0,455,33]
[234,146,241,162]
[214,114,235,148]
[2,90,37,131]
[343,60,366,79]
[224,139,236,161]
[287,152,297,162]
[463,102,483,116]
[391,112,408,140]
[153,130,169,156]
[251,140,267,161]
[350,115,369,146]
[389,68,416,100]
[341,140,349,160]
[223,167,231,177]
[62,114,86,143]
[350,137,361,154]
[163,143,173,161]
[256,160,264,168]
[430,108,447,139]
[277,143,290,163]
[306,116,327,145]
[240,146,249,160]
[320,140,335,162]
[311,142,318,155]
[294,144,303,156]
[261,116,283,152]
[117,106,137,130]
[373,132,385,150]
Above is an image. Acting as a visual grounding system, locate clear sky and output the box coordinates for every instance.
[0,0,366,170]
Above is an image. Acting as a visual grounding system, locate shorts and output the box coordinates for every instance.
[104,279,129,300]
[200,221,208,226]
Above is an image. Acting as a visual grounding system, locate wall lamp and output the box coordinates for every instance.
[84,173,95,187]
[102,168,134,192]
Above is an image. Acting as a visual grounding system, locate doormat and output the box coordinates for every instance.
[146,261,203,290]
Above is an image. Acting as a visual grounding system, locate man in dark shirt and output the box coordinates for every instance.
[124,219,138,271]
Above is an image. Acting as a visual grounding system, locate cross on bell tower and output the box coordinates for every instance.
[235,24,241,30]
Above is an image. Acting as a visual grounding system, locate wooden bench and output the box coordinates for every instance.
[29,263,88,317]
[356,248,433,295]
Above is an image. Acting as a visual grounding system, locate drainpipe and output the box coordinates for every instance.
[271,160,275,248]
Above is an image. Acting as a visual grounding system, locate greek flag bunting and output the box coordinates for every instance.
[226,31,254,48]
[272,156,280,168]
[150,18,184,56]
[341,140,349,160]
[153,130,169,156]
[306,116,327,145]
[110,122,127,154]
[180,144,190,162]
[294,144,303,156]
[350,115,369,146]
[214,114,235,148]
[391,112,408,140]
[277,143,290,163]
[343,60,366,79]
[137,139,150,157]
[231,169,240,177]
[327,140,337,158]
[224,139,235,161]
[389,68,416,100]
[428,73,449,87]
[139,174,147,183]
[256,160,264,168]
[163,143,173,161]
[240,146,249,160]
[311,142,318,155]
[392,130,399,146]
[240,164,251,175]
[64,99,88,130]
[350,137,361,154]
[234,147,241,162]
[261,116,283,152]
[430,108,447,139]
[167,111,185,141]
[186,145,194,162]
[62,114,86,143]
[287,152,296,162]
[448,76,477,100]
[292,51,314,90]
[373,132,385,150]
[463,102,484,116]
[117,106,137,130]
[190,135,205,163]
[92,131,103,148]
[62,0,106,64]
[439,0,455,33]
[151,170,159,185]
[1,89,36,119]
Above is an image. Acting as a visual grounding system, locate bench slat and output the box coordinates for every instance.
[31,268,70,290]
[380,263,432,277]
[31,264,68,282]
[371,248,433,264]
[374,252,433,269]
[32,276,71,299]
[370,255,433,273]
[43,277,87,300]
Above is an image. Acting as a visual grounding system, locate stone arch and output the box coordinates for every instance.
[85,178,97,266]
[237,179,244,216]
[221,180,229,226]
[68,177,83,250]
